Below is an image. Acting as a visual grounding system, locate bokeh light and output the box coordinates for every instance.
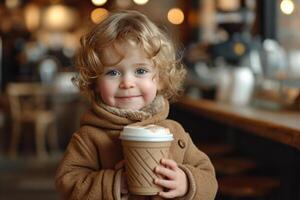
[43,5,76,31]
[24,4,40,31]
[133,0,149,5]
[91,8,109,24]
[167,8,184,25]
[280,0,295,15]
[91,0,107,6]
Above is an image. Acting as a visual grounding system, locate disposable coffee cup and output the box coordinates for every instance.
[119,125,173,195]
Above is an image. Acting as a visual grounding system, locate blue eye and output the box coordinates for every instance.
[106,70,120,76]
[136,68,148,75]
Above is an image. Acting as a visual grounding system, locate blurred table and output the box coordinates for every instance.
[175,97,300,150]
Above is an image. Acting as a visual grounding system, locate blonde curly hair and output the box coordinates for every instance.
[74,10,186,103]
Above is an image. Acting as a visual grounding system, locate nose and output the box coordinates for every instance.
[119,75,135,89]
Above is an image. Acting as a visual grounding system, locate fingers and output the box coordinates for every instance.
[121,188,128,194]
[154,158,179,190]
[154,178,176,189]
[160,158,178,170]
[154,159,188,198]
[155,158,179,181]
[155,165,176,180]
[121,171,128,194]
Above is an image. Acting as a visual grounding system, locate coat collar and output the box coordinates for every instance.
[80,96,169,131]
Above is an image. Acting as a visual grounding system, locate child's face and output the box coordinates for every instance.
[96,40,160,110]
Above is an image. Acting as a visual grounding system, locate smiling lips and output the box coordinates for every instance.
[115,95,141,99]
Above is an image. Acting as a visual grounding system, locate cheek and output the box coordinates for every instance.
[99,84,111,97]
[140,81,158,100]
[97,79,116,105]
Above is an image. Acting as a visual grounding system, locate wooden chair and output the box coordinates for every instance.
[6,83,58,158]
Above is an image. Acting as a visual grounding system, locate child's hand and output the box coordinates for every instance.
[114,160,128,195]
[121,171,128,195]
[154,158,188,198]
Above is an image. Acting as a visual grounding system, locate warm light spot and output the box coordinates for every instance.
[24,4,40,31]
[91,0,107,6]
[167,8,184,25]
[217,0,240,11]
[43,5,76,31]
[280,0,295,15]
[133,0,149,5]
[91,8,109,24]
[233,42,246,56]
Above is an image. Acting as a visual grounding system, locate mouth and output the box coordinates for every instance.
[115,95,141,99]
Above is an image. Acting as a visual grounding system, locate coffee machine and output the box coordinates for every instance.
[209,7,257,66]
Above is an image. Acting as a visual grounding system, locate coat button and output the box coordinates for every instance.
[178,139,186,148]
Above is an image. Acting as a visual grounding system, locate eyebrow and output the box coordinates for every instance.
[134,62,151,66]
[110,62,152,68]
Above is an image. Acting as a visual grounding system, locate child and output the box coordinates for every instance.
[55,10,218,200]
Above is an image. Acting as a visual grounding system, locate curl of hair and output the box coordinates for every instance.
[73,10,186,102]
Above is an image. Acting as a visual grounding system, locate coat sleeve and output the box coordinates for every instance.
[177,133,218,200]
[55,132,122,200]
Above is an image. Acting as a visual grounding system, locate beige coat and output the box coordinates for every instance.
[55,99,218,200]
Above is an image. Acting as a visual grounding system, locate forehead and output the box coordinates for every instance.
[100,40,150,66]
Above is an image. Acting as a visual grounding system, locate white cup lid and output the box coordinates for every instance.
[120,125,173,142]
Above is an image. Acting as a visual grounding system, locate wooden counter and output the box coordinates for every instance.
[175,97,300,151]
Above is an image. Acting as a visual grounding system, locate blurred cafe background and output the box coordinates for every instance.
[0,0,300,199]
